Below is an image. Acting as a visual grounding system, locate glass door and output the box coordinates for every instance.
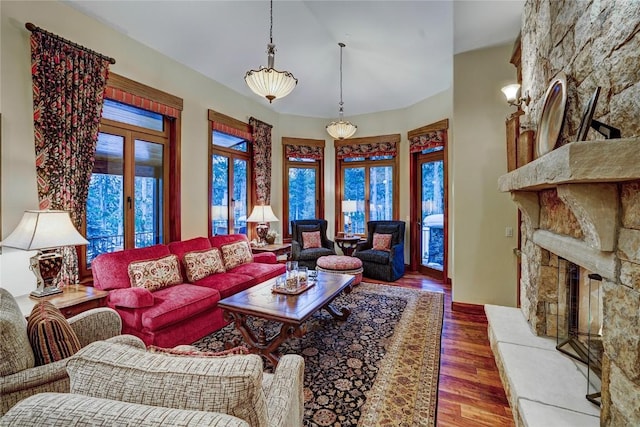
[417,150,445,279]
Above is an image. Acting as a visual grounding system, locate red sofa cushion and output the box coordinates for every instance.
[230,262,285,285]
[193,272,257,299]
[92,245,171,290]
[108,287,154,309]
[140,284,220,331]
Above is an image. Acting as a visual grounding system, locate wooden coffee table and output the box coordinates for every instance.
[218,272,355,366]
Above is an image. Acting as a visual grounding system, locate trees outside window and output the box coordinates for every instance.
[282,138,325,239]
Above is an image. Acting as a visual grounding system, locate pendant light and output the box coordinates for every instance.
[326,42,357,140]
[244,0,297,103]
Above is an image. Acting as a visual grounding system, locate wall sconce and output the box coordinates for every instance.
[501,83,530,108]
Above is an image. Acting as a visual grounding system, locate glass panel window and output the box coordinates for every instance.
[369,166,393,221]
[233,159,248,234]
[134,139,164,248]
[86,133,125,266]
[287,167,317,233]
[102,99,163,132]
[421,146,444,155]
[344,167,365,234]
[213,131,248,152]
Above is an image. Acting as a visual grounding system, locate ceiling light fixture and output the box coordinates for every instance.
[244,0,297,103]
[326,42,357,140]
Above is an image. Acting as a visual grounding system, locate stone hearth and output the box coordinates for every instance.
[498,137,640,426]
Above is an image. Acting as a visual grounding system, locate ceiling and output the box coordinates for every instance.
[66,0,524,119]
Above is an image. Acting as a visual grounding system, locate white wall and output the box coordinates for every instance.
[451,43,519,307]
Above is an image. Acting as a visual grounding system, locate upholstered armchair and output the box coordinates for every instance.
[354,221,406,282]
[0,287,123,416]
[2,338,306,427]
[290,219,336,269]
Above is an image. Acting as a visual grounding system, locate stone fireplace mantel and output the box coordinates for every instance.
[498,137,640,281]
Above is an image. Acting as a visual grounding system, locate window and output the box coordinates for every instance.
[81,74,182,278]
[282,138,325,239]
[208,111,252,237]
[335,135,400,235]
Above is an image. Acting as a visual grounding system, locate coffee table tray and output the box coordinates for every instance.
[271,282,316,295]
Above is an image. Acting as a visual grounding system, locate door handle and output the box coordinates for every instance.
[127,196,132,209]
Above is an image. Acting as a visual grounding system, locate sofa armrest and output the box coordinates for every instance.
[2,393,250,427]
[108,287,154,309]
[265,354,305,427]
[0,359,69,396]
[291,241,302,259]
[69,308,122,348]
[390,242,404,260]
[253,252,277,264]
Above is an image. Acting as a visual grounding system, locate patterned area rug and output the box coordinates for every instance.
[193,282,444,426]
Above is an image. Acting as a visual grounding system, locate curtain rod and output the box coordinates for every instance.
[25,22,116,65]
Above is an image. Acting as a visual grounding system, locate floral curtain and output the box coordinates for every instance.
[284,143,323,160]
[409,129,446,153]
[336,140,397,160]
[30,29,112,286]
[249,117,272,204]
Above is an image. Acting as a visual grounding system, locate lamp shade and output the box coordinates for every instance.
[245,66,298,103]
[501,84,521,103]
[327,120,358,140]
[1,210,88,250]
[341,200,358,213]
[211,205,227,220]
[246,205,279,223]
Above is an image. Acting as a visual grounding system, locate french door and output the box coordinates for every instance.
[413,149,447,279]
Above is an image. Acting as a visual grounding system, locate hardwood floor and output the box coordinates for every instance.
[389,272,514,426]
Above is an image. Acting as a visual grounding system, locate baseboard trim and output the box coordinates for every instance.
[451,301,485,315]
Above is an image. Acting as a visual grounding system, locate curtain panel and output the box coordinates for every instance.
[249,117,272,205]
[30,30,112,286]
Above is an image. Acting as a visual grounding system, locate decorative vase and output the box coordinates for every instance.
[265,235,276,244]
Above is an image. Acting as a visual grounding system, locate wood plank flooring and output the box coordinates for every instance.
[385,272,514,426]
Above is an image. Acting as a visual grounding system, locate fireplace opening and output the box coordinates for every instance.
[555,259,603,406]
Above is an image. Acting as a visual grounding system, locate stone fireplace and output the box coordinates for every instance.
[498,138,640,426]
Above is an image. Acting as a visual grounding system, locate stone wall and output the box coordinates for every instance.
[518,1,640,425]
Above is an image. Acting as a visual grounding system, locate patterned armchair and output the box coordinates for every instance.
[354,221,406,282]
[0,287,123,416]
[290,219,336,269]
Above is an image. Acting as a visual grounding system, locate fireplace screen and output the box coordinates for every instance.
[555,259,603,406]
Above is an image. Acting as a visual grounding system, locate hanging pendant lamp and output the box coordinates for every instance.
[326,42,357,140]
[245,0,297,103]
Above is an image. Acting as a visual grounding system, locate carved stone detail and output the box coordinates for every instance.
[511,191,539,229]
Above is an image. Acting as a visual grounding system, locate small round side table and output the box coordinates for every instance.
[335,236,361,256]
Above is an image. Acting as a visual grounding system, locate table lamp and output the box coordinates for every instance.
[341,200,357,236]
[1,210,89,297]
[246,205,279,247]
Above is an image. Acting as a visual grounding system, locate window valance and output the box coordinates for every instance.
[408,119,449,154]
[283,137,325,160]
[106,73,183,119]
[335,134,400,160]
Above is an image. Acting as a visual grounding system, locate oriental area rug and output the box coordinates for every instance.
[193,282,444,426]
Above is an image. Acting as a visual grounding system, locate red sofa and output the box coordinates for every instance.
[91,234,285,347]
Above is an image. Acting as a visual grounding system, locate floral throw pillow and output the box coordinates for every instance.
[372,233,393,252]
[183,248,226,282]
[220,241,253,270]
[128,255,182,292]
[302,231,322,249]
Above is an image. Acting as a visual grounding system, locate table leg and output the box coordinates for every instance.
[322,284,352,321]
[223,311,304,367]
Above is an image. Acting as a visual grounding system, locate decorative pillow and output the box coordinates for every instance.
[372,233,393,251]
[27,301,82,366]
[147,344,249,357]
[128,255,182,291]
[183,248,226,282]
[220,241,253,270]
[302,231,322,249]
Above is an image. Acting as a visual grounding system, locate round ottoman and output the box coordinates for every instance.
[316,255,363,285]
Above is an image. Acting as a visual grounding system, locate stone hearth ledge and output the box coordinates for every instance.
[485,304,600,427]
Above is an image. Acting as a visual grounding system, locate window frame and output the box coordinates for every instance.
[80,74,182,281]
[281,137,325,241]
[335,134,400,237]
[207,110,253,238]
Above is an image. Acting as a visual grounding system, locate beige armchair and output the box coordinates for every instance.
[0,287,123,416]
[2,338,305,427]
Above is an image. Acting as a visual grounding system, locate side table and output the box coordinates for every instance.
[251,243,292,262]
[15,284,109,318]
[335,236,362,256]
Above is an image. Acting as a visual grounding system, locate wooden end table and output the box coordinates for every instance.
[335,236,362,256]
[251,243,292,261]
[15,284,109,318]
[218,272,354,367]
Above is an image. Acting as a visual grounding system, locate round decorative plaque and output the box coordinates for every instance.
[536,72,568,158]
